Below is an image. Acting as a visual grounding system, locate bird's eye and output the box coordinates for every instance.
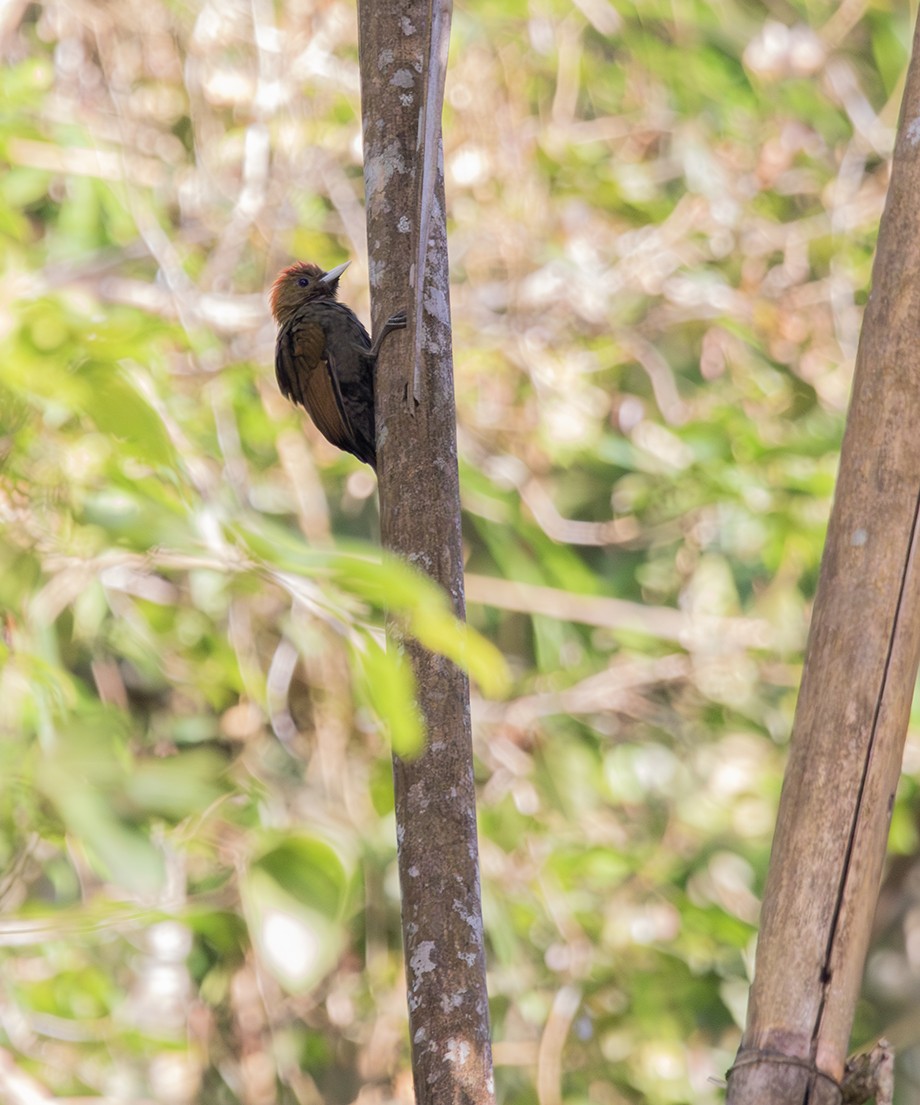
[298,277,310,287]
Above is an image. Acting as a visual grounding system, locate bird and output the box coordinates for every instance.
[270,260,406,469]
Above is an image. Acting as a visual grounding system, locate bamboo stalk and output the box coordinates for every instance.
[726,13,920,1104]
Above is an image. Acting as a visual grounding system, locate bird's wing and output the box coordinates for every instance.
[323,339,375,465]
[277,320,359,456]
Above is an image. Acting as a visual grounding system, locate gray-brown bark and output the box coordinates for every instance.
[726,12,920,1105]
[357,3,495,1104]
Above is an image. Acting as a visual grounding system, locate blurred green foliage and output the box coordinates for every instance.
[1,0,919,1103]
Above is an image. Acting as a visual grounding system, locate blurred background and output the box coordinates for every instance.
[2,0,920,1102]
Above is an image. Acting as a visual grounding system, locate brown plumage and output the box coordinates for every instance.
[270,260,405,468]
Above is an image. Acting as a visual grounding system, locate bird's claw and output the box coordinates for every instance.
[368,309,408,358]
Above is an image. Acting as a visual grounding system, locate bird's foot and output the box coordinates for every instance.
[369,309,408,358]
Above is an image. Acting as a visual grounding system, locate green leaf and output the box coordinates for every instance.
[328,555,510,696]
[233,521,510,697]
[252,835,351,918]
[409,602,510,698]
[77,362,177,466]
[124,748,229,818]
[243,834,352,992]
[352,634,424,756]
[51,787,165,896]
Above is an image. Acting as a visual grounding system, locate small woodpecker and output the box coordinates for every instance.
[270,260,406,468]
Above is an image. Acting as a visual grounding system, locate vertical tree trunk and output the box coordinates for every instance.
[357,4,495,1104]
[726,14,920,1105]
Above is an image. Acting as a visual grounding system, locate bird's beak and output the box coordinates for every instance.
[321,260,350,284]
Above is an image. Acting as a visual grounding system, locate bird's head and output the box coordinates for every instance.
[270,260,350,324]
